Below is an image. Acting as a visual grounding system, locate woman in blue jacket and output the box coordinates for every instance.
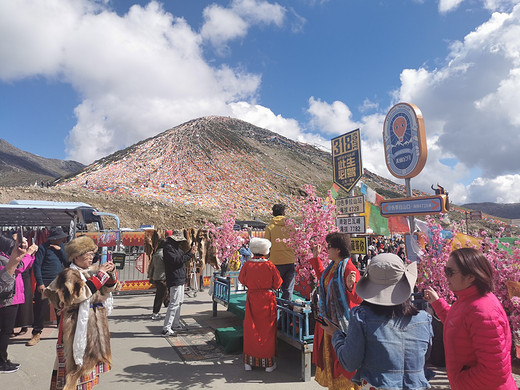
[324,253,433,390]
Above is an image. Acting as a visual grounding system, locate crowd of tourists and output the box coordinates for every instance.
[0,202,518,390]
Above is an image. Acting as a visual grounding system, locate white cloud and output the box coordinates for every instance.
[307,97,362,135]
[387,3,520,203]
[200,0,286,51]
[0,0,275,163]
[230,101,303,140]
[438,0,518,13]
[200,5,249,49]
[466,175,520,203]
[439,0,465,13]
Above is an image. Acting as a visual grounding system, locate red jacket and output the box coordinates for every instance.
[310,256,362,379]
[432,285,517,390]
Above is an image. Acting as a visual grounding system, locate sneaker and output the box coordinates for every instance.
[244,363,252,371]
[0,361,19,373]
[171,324,187,331]
[26,333,41,346]
[151,313,160,320]
[161,329,177,337]
[265,363,277,373]
[6,360,20,368]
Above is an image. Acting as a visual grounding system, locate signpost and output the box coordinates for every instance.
[469,210,482,220]
[336,216,366,234]
[331,129,362,193]
[350,236,368,255]
[465,210,482,234]
[382,103,428,232]
[383,103,427,179]
[336,195,365,215]
[380,195,448,217]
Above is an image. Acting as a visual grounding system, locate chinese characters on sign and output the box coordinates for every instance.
[469,210,482,220]
[336,195,365,215]
[332,129,362,193]
[379,195,447,217]
[336,216,366,234]
[350,237,368,255]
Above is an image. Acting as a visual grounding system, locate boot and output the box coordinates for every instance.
[26,333,41,346]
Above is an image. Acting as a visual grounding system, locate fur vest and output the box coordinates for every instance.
[45,266,118,390]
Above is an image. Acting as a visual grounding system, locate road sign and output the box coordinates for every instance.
[331,129,362,193]
[469,210,482,220]
[336,195,365,215]
[336,216,366,234]
[383,103,427,179]
[380,195,448,217]
[350,237,367,255]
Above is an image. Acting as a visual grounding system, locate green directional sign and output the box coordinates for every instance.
[331,129,362,193]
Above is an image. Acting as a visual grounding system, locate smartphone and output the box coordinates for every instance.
[16,226,24,248]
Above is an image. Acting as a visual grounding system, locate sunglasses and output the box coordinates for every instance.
[443,266,460,277]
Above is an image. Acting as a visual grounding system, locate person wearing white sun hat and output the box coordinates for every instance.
[323,253,433,390]
[239,237,282,373]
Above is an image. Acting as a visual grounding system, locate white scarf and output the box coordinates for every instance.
[69,263,92,366]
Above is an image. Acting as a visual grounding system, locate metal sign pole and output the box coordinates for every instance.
[405,178,416,233]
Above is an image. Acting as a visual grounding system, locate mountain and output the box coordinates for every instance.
[1,116,518,234]
[462,202,520,220]
[56,116,333,216]
[0,139,84,186]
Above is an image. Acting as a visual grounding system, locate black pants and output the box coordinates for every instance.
[152,281,168,314]
[32,282,60,335]
[0,304,18,362]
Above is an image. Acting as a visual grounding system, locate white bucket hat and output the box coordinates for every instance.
[249,237,271,256]
[355,253,417,306]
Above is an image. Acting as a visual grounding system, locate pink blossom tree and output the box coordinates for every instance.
[205,208,243,268]
[281,184,338,298]
[416,217,520,348]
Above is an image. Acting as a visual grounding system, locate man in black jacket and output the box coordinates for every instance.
[162,230,196,337]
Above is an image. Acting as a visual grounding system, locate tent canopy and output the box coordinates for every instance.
[0,200,103,228]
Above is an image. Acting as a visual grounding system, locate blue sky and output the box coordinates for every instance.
[1,0,520,204]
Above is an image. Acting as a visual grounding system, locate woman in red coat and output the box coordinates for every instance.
[310,232,362,390]
[239,237,282,372]
[425,248,517,390]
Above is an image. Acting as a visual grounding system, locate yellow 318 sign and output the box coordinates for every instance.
[331,129,362,193]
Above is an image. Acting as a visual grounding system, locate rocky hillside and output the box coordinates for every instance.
[1,116,518,235]
[463,202,520,219]
[56,116,333,216]
[0,139,84,186]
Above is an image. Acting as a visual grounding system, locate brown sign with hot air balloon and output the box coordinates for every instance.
[383,103,427,179]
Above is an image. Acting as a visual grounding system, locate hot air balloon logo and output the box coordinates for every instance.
[392,116,407,143]
[383,102,427,179]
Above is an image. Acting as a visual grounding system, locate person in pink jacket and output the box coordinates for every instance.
[424,248,516,390]
[0,234,38,373]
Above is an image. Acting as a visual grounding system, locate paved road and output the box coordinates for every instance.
[4,291,519,389]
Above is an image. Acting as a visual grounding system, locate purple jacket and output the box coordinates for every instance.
[0,252,35,307]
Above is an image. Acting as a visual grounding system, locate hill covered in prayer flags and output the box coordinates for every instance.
[2,115,518,234]
[56,116,333,216]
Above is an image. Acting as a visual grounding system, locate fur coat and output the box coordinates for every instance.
[45,266,118,390]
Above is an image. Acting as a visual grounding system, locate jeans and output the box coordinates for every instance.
[163,285,184,331]
[276,263,296,301]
